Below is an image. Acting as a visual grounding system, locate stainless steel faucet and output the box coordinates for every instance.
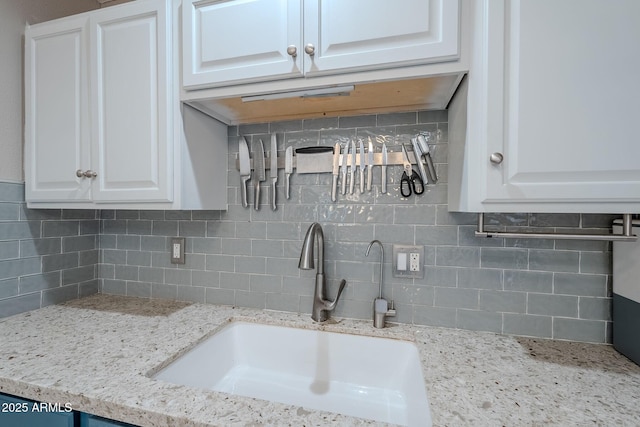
[298,222,347,322]
[365,240,396,328]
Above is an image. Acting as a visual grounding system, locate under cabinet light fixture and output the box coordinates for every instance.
[241,85,354,102]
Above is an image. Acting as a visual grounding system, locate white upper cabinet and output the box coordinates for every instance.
[89,1,172,203]
[182,0,459,89]
[448,0,640,213]
[183,0,302,88]
[25,0,229,210]
[302,0,459,77]
[25,15,91,202]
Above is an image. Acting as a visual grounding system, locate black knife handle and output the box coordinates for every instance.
[295,146,334,154]
[271,180,277,211]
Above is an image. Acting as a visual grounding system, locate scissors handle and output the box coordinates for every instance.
[401,170,424,197]
[400,171,412,197]
[411,170,424,195]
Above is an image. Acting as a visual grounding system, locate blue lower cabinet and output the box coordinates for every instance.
[1,393,138,427]
[80,413,138,427]
[0,393,76,427]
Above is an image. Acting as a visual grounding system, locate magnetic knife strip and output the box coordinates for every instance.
[234,150,421,172]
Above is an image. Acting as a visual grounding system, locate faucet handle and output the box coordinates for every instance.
[337,279,347,300]
[387,299,396,317]
[326,279,347,311]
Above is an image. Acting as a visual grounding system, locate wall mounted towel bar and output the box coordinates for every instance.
[475,213,637,242]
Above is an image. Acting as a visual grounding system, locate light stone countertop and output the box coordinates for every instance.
[0,294,639,426]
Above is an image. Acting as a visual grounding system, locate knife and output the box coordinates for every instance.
[417,134,438,184]
[285,146,293,199]
[238,137,251,208]
[340,142,349,195]
[381,143,388,194]
[349,140,356,194]
[253,139,265,210]
[359,140,365,194]
[270,133,278,210]
[331,142,341,202]
[367,138,374,192]
[411,137,429,186]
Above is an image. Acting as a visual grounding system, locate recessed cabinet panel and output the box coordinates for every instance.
[484,0,640,206]
[90,2,172,202]
[182,0,459,89]
[25,0,229,210]
[304,0,459,76]
[183,0,302,88]
[449,0,640,213]
[25,16,91,202]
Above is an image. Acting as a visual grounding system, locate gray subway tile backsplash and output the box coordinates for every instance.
[503,313,553,338]
[0,204,19,221]
[0,186,98,317]
[0,278,18,299]
[0,110,619,344]
[553,317,606,343]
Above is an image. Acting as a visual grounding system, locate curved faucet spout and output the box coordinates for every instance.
[366,239,395,328]
[298,222,324,273]
[366,239,384,299]
[299,222,346,322]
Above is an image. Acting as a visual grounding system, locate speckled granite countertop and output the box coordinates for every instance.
[0,295,639,426]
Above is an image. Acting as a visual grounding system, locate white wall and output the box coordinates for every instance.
[0,0,99,183]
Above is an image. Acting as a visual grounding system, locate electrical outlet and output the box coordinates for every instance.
[409,253,420,272]
[170,237,185,264]
[392,244,424,279]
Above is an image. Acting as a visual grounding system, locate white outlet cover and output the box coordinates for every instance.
[392,244,424,279]
[409,253,420,272]
[170,237,186,264]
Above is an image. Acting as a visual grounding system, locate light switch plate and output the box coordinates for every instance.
[170,237,185,264]
[392,244,424,279]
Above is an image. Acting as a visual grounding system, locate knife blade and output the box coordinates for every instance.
[253,139,265,211]
[381,143,388,194]
[359,140,365,194]
[238,137,251,208]
[349,140,356,194]
[284,146,293,199]
[331,142,341,202]
[417,134,438,184]
[270,133,278,211]
[411,137,429,185]
[340,142,349,195]
[367,138,373,192]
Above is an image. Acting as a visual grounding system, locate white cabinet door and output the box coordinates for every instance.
[25,16,92,202]
[183,0,302,88]
[486,0,640,209]
[450,0,640,213]
[90,0,173,203]
[182,0,459,88]
[303,0,459,76]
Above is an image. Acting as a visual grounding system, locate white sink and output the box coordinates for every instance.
[153,321,431,426]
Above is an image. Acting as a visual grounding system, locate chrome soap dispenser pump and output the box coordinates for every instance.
[365,239,396,328]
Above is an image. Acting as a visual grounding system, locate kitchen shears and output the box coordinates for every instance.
[400,144,424,197]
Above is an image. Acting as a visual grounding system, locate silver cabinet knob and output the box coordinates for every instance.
[304,43,315,56]
[76,169,97,178]
[286,45,297,57]
[489,152,504,165]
